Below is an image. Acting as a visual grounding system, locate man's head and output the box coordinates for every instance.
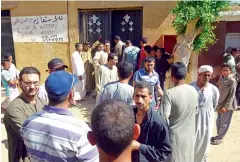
[3,53,13,63]
[114,36,121,44]
[88,99,140,159]
[46,58,68,74]
[107,53,118,66]
[19,67,41,97]
[1,58,11,70]
[133,81,153,111]
[151,45,158,57]
[140,37,147,47]
[221,63,232,78]
[231,48,238,57]
[97,43,104,51]
[144,45,152,56]
[117,62,133,80]
[171,62,187,85]
[126,40,132,47]
[75,43,83,52]
[156,48,165,58]
[104,40,111,51]
[144,56,155,73]
[83,42,90,51]
[197,65,213,85]
[45,71,78,106]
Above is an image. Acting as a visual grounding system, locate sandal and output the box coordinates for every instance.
[211,139,222,145]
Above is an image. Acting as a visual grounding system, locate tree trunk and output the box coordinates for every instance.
[172,18,203,67]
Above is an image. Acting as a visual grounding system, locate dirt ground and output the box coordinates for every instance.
[1,92,240,162]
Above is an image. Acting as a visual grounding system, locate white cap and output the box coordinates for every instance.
[198,65,213,74]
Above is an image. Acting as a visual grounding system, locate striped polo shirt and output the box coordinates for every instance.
[20,106,99,162]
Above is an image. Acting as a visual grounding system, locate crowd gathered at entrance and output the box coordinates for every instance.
[1,35,240,162]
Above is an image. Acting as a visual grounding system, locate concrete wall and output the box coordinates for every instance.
[2,1,69,83]
[2,1,177,83]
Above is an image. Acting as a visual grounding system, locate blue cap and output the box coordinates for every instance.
[45,71,78,101]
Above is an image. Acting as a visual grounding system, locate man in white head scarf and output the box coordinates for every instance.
[190,65,220,162]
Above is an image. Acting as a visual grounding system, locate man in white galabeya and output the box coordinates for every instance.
[190,65,220,162]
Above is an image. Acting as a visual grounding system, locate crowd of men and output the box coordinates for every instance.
[1,35,240,162]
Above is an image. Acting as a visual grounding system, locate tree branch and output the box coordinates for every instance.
[195,25,204,36]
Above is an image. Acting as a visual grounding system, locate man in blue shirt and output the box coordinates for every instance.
[133,56,163,107]
[21,71,99,162]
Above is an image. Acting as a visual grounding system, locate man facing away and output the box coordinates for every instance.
[96,53,118,101]
[97,62,134,105]
[159,62,198,162]
[1,58,20,110]
[137,37,148,70]
[88,99,140,162]
[38,58,69,104]
[4,67,45,162]
[21,71,99,162]
[122,40,140,72]
[71,43,87,101]
[132,81,171,162]
[114,35,125,62]
[211,63,237,145]
[190,65,220,162]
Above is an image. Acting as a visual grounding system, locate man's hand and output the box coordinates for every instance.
[132,140,140,151]
[78,75,83,81]
[218,107,228,113]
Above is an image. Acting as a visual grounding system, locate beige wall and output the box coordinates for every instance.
[2,1,69,83]
[2,1,177,83]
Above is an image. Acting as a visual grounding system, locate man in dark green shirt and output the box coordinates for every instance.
[4,67,46,162]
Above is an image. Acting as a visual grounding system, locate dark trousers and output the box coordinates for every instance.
[159,76,165,91]
[216,110,233,140]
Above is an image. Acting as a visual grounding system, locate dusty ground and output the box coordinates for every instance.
[1,90,240,162]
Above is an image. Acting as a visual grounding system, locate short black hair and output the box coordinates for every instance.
[134,81,153,95]
[3,53,12,59]
[144,56,155,63]
[84,42,90,45]
[115,35,121,40]
[75,43,82,49]
[1,58,10,65]
[117,62,133,79]
[19,67,41,81]
[171,62,187,80]
[159,48,165,54]
[107,53,117,62]
[91,99,135,158]
[221,63,232,71]
[144,45,152,54]
[140,37,147,44]
[152,45,159,52]
[126,40,132,46]
[231,48,237,54]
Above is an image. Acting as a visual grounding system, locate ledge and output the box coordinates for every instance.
[1,3,17,10]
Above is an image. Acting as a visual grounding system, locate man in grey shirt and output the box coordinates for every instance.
[97,62,134,105]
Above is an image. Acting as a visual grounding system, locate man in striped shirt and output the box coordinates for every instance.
[20,71,99,162]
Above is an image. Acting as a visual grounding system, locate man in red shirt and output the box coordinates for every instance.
[137,37,148,70]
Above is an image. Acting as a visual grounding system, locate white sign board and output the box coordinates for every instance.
[11,14,68,42]
[225,33,240,50]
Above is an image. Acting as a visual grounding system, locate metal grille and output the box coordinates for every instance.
[1,10,10,17]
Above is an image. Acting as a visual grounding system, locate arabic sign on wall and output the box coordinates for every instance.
[11,14,68,43]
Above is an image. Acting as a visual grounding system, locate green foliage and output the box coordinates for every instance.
[172,0,229,53]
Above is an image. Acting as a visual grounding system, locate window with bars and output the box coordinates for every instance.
[1,10,10,17]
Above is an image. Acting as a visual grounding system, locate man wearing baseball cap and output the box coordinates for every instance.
[21,71,99,162]
[38,58,68,103]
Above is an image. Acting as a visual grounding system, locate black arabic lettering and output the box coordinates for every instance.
[52,15,58,23]
[58,15,63,20]
[33,18,39,24]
